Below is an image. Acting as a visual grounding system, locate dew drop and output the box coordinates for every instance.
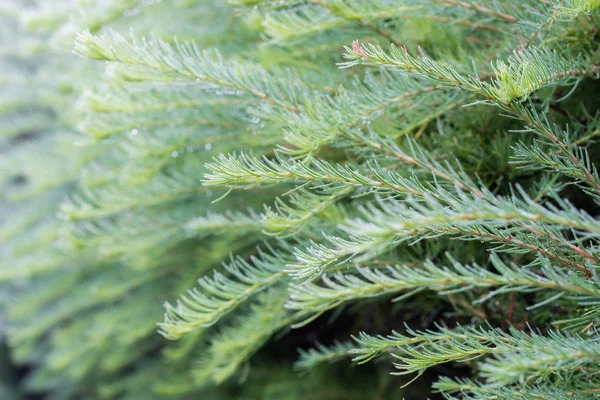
[204,143,212,150]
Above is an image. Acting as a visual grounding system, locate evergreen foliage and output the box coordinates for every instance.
[1,0,600,398]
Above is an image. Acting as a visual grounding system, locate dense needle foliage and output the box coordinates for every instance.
[1,0,600,399]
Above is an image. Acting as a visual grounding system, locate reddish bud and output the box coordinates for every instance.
[351,40,368,60]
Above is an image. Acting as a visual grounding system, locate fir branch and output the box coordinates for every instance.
[295,340,357,370]
[434,377,595,400]
[276,71,449,156]
[342,42,599,103]
[352,324,600,386]
[554,306,600,334]
[477,330,600,386]
[344,134,488,198]
[159,246,292,340]
[75,30,303,113]
[288,190,600,280]
[203,153,429,196]
[340,43,490,96]
[508,103,600,200]
[262,187,349,236]
[286,254,600,323]
[192,288,294,385]
[350,324,512,365]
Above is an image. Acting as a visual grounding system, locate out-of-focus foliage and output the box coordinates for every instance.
[1,0,600,399]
